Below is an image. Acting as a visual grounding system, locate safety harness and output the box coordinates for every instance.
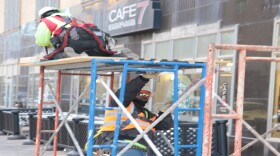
[42,16,116,59]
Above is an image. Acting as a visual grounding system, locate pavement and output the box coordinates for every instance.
[0,134,67,156]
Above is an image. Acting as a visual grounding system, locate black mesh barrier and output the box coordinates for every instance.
[30,115,37,139]
[65,122,75,148]
[41,117,51,141]
[28,116,227,156]
[57,122,68,146]
[29,116,99,150]
[2,111,14,133]
[79,122,89,148]
[0,108,54,135]
[150,121,227,156]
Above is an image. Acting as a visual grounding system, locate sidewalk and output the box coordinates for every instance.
[0,135,67,156]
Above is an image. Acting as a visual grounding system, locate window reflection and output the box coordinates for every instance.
[197,34,216,58]
[173,37,195,60]
[153,70,202,122]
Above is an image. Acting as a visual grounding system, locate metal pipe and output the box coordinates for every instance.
[173,65,179,156]
[234,50,247,156]
[246,57,280,62]
[53,71,61,156]
[61,72,112,76]
[118,78,206,155]
[196,65,207,156]
[111,63,129,156]
[40,82,89,156]
[109,72,114,102]
[98,78,162,156]
[61,73,90,76]
[214,93,280,156]
[203,44,217,156]
[86,60,97,156]
[238,124,280,154]
[35,66,45,156]
[215,44,280,52]
[212,114,240,119]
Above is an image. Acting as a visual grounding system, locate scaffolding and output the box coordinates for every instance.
[203,44,280,156]
[26,57,207,156]
[23,43,280,156]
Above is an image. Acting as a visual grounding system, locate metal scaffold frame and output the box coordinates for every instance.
[203,44,280,156]
[34,66,113,156]
[31,57,208,156]
[86,59,207,156]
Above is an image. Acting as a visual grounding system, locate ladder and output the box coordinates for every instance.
[86,59,207,156]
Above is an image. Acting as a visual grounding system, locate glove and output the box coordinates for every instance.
[142,72,159,79]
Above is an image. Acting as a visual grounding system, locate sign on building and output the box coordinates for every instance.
[104,0,161,36]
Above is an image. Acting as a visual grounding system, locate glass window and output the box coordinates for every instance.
[4,32,20,62]
[220,31,235,56]
[173,37,195,60]
[277,23,280,46]
[16,75,28,108]
[216,60,234,114]
[271,59,280,138]
[4,0,20,31]
[0,77,4,107]
[143,43,154,59]
[27,72,56,108]
[77,74,118,116]
[153,70,202,122]
[155,41,171,60]
[3,77,12,107]
[197,34,216,58]
[271,23,280,137]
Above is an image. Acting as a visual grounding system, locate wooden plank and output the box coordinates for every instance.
[28,56,128,67]
[19,55,229,68]
[19,56,41,66]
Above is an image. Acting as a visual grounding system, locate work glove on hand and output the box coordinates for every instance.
[142,72,159,79]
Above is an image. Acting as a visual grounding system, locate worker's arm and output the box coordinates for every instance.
[154,111,173,130]
[142,108,173,130]
[110,76,149,107]
[35,22,52,47]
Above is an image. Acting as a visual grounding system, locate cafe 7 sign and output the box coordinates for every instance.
[105,0,161,36]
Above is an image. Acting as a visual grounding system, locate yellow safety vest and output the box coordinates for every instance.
[100,102,156,132]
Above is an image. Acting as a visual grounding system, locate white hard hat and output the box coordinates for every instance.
[38,6,59,18]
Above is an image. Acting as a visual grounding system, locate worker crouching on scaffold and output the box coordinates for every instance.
[94,73,173,156]
[35,7,116,60]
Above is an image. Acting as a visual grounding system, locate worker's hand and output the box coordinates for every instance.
[142,72,159,79]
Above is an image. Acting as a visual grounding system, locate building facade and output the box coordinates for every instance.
[0,0,280,155]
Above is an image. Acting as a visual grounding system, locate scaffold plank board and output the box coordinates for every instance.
[19,56,217,72]
[20,56,127,66]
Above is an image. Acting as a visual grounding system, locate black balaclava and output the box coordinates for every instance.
[133,98,148,107]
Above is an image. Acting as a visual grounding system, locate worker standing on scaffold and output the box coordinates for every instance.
[95,73,173,155]
[35,6,116,60]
